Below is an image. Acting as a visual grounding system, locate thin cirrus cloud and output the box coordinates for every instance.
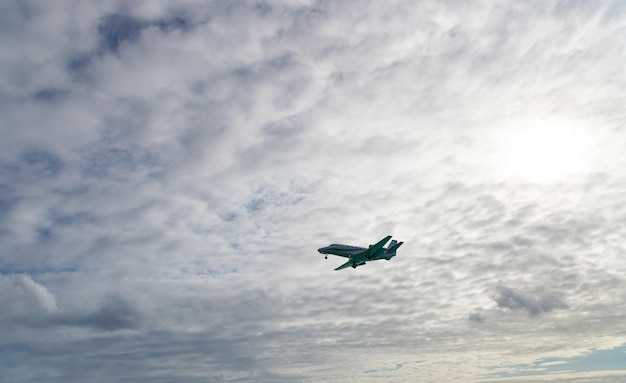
[1,0,626,382]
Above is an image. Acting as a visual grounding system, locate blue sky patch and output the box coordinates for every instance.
[485,344,626,379]
[98,13,145,54]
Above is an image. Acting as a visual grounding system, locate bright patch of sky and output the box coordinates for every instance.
[484,344,626,380]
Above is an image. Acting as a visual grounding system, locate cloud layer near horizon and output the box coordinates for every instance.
[1,1,625,382]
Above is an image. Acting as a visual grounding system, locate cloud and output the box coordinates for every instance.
[0,274,140,331]
[493,282,567,317]
[54,294,142,331]
[0,274,58,314]
[469,312,485,323]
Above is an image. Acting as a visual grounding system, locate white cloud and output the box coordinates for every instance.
[0,274,57,318]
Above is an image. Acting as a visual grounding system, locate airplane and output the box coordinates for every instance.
[318,235,403,270]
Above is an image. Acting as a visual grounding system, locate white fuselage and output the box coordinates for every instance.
[317,244,367,257]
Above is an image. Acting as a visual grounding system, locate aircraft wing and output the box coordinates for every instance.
[334,260,356,271]
[365,235,392,257]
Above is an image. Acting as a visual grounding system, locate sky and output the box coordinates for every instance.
[1,0,625,382]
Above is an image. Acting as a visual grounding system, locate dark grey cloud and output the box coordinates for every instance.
[0,274,140,331]
[469,312,484,323]
[66,54,92,77]
[493,282,567,317]
[31,88,71,103]
[55,294,142,331]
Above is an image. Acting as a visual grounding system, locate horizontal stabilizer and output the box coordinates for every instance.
[387,241,403,253]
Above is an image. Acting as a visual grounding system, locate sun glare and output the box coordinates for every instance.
[503,119,587,182]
